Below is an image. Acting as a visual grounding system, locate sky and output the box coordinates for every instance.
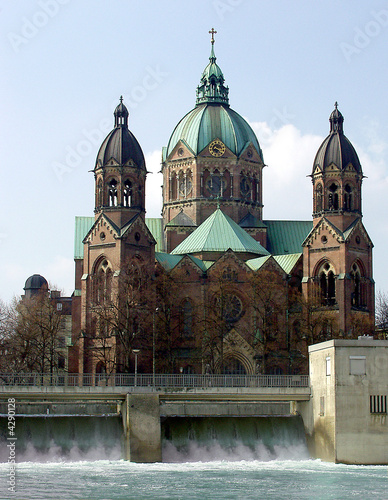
[1,0,388,302]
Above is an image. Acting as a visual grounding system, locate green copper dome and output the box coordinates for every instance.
[165,42,263,161]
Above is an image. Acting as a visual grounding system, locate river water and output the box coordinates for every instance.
[1,443,387,499]
[1,416,387,499]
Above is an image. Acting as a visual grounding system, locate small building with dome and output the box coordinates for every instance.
[70,33,374,377]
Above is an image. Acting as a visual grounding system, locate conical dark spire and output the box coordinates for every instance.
[196,29,229,106]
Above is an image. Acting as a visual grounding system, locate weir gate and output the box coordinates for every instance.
[0,373,310,462]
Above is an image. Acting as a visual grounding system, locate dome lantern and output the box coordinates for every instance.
[196,29,229,106]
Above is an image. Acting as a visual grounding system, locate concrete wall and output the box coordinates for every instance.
[122,394,162,463]
[306,339,388,464]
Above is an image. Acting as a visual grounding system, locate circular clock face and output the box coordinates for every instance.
[247,149,253,159]
[209,139,226,157]
[178,147,184,157]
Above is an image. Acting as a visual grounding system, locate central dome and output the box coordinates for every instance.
[166,103,263,159]
[165,42,262,161]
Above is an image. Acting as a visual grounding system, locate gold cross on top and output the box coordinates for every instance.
[209,28,217,44]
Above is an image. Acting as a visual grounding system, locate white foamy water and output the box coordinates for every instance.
[1,458,386,500]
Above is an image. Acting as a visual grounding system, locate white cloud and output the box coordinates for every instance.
[145,149,163,218]
[250,122,323,220]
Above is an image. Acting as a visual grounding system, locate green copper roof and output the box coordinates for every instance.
[155,252,208,273]
[274,253,302,274]
[165,211,196,227]
[246,253,301,274]
[145,218,165,252]
[165,40,263,161]
[74,216,94,259]
[264,220,312,255]
[166,104,262,159]
[246,255,271,271]
[171,208,270,257]
[196,42,229,106]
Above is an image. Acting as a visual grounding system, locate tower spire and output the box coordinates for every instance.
[209,28,217,44]
[196,29,229,106]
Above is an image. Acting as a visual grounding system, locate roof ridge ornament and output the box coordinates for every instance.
[209,27,217,45]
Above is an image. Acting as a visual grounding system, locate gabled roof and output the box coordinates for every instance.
[303,216,373,248]
[239,212,267,228]
[246,253,302,274]
[171,208,270,257]
[165,210,197,227]
[246,255,271,271]
[155,252,208,273]
[264,220,312,255]
[274,253,302,274]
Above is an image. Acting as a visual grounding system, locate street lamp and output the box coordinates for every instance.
[133,349,140,387]
[152,308,159,387]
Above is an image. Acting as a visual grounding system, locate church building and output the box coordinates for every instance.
[70,33,375,377]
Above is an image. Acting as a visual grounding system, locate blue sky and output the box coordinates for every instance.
[1,0,388,301]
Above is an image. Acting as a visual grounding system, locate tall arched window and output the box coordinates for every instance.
[315,183,323,212]
[344,184,353,211]
[123,180,132,207]
[170,173,177,200]
[108,179,118,207]
[318,262,336,306]
[97,179,103,207]
[350,262,365,308]
[93,259,113,305]
[328,183,339,210]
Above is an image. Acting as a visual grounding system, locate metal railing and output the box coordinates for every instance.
[0,373,309,389]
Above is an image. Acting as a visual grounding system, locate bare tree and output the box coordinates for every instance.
[86,259,154,374]
[201,267,244,374]
[375,291,388,338]
[1,293,64,374]
[248,268,288,374]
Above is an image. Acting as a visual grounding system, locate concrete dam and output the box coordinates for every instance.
[1,339,388,464]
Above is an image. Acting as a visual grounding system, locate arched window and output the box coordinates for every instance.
[315,183,323,212]
[317,262,336,306]
[123,180,132,207]
[170,173,177,200]
[97,179,103,207]
[344,184,353,211]
[108,179,118,206]
[350,262,365,308]
[222,358,246,375]
[93,259,113,305]
[328,183,339,210]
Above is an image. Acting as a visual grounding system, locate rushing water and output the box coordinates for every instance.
[1,458,387,499]
[1,416,387,499]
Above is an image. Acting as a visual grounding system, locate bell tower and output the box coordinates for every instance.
[94,97,146,228]
[303,104,374,337]
[311,103,363,232]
